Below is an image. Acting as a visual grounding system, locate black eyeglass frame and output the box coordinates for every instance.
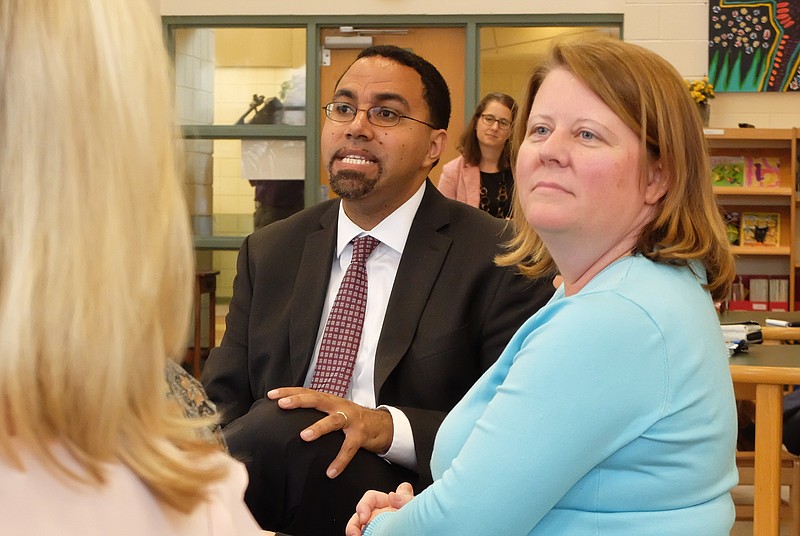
[323,102,436,129]
[479,113,512,130]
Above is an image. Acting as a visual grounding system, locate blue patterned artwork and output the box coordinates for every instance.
[709,0,800,92]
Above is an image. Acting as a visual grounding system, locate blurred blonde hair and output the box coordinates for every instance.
[0,0,226,513]
[498,38,734,301]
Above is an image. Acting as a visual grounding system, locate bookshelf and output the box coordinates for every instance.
[705,128,798,311]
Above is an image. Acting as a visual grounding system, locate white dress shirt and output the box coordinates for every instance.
[303,182,426,469]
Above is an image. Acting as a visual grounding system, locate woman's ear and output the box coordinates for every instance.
[644,161,669,205]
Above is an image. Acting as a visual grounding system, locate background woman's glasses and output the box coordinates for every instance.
[480,114,512,130]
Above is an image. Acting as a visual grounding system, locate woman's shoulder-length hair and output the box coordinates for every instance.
[498,38,733,302]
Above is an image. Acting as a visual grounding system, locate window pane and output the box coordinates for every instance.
[197,138,306,300]
[212,139,305,234]
[479,26,620,102]
[174,28,307,126]
[242,139,306,229]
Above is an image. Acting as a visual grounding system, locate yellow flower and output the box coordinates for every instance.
[685,77,715,103]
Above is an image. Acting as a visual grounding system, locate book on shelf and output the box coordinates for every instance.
[727,274,788,311]
[744,156,781,187]
[711,155,745,187]
[721,209,740,245]
[740,212,780,247]
[768,276,790,311]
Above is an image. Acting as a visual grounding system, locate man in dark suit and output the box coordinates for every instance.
[202,45,553,536]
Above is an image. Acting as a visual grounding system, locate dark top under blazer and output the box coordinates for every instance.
[202,180,553,484]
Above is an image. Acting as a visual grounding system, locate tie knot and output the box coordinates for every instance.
[351,235,380,265]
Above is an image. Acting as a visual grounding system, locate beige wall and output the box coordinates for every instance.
[161,0,800,128]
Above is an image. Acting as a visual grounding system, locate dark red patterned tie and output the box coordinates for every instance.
[310,235,380,397]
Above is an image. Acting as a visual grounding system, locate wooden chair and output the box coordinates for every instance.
[735,449,800,535]
[734,384,800,535]
[186,270,219,379]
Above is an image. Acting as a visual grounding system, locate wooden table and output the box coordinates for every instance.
[730,344,800,535]
[761,326,800,342]
[721,312,800,324]
[721,311,800,343]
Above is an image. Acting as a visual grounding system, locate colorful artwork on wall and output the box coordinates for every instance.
[708,0,800,92]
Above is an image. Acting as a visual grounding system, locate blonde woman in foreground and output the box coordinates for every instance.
[347,37,738,536]
[0,1,267,534]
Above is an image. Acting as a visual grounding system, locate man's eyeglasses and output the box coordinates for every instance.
[480,114,512,130]
[323,102,435,129]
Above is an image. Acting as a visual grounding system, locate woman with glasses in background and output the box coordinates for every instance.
[437,93,517,218]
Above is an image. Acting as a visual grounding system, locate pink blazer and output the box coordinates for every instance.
[437,156,481,208]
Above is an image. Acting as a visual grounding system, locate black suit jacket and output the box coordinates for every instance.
[203,181,553,484]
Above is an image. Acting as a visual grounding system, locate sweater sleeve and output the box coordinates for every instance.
[202,235,256,426]
[436,158,459,199]
[363,294,669,535]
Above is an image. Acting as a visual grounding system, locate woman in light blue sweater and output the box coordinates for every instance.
[346,37,738,536]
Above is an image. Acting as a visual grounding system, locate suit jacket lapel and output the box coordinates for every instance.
[289,202,339,384]
[374,182,452,393]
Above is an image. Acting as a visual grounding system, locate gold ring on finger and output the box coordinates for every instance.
[336,410,349,428]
